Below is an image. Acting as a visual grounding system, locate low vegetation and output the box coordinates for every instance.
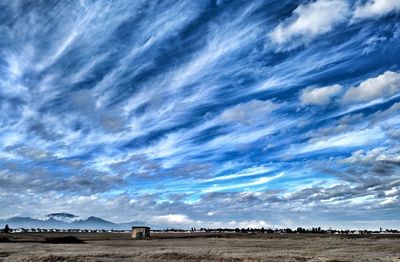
[44,236,85,244]
[0,232,398,261]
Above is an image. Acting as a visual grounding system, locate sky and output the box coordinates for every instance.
[0,0,399,230]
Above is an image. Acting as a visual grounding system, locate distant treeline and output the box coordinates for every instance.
[2,224,399,234]
[158,227,400,234]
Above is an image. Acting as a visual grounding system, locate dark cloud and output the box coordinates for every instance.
[0,165,124,195]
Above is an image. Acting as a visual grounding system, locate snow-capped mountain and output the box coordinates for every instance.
[40,213,83,223]
[0,213,145,230]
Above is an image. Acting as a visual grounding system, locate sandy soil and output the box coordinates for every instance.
[0,232,399,261]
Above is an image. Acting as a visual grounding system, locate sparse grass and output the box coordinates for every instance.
[150,251,244,261]
[0,233,398,261]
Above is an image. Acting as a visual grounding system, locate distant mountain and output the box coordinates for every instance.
[0,213,146,230]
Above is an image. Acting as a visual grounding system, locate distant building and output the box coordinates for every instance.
[131,226,150,239]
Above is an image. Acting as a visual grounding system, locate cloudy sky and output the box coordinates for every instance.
[0,0,399,229]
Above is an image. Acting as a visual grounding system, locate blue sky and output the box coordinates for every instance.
[0,0,399,229]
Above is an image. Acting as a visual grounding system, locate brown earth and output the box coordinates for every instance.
[0,232,399,261]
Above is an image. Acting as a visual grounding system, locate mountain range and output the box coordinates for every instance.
[0,213,146,230]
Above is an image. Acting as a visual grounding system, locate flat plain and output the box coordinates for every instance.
[0,232,399,261]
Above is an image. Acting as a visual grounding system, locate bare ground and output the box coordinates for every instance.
[0,232,399,261]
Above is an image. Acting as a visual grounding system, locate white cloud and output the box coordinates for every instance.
[353,0,400,19]
[343,146,400,164]
[381,196,397,205]
[151,214,193,225]
[226,220,269,229]
[342,71,400,104]
[150,214,270,229]
[384,187,399,197]
[220,99,279,125]
[300,84,342,106]
[269,0,350,47]
[269,0,400,50]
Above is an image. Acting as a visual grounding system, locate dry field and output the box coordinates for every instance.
[0,232,399,261]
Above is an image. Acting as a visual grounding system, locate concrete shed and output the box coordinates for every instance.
[131,226,150,239]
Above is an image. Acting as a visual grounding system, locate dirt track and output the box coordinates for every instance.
[0,232,399,261]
